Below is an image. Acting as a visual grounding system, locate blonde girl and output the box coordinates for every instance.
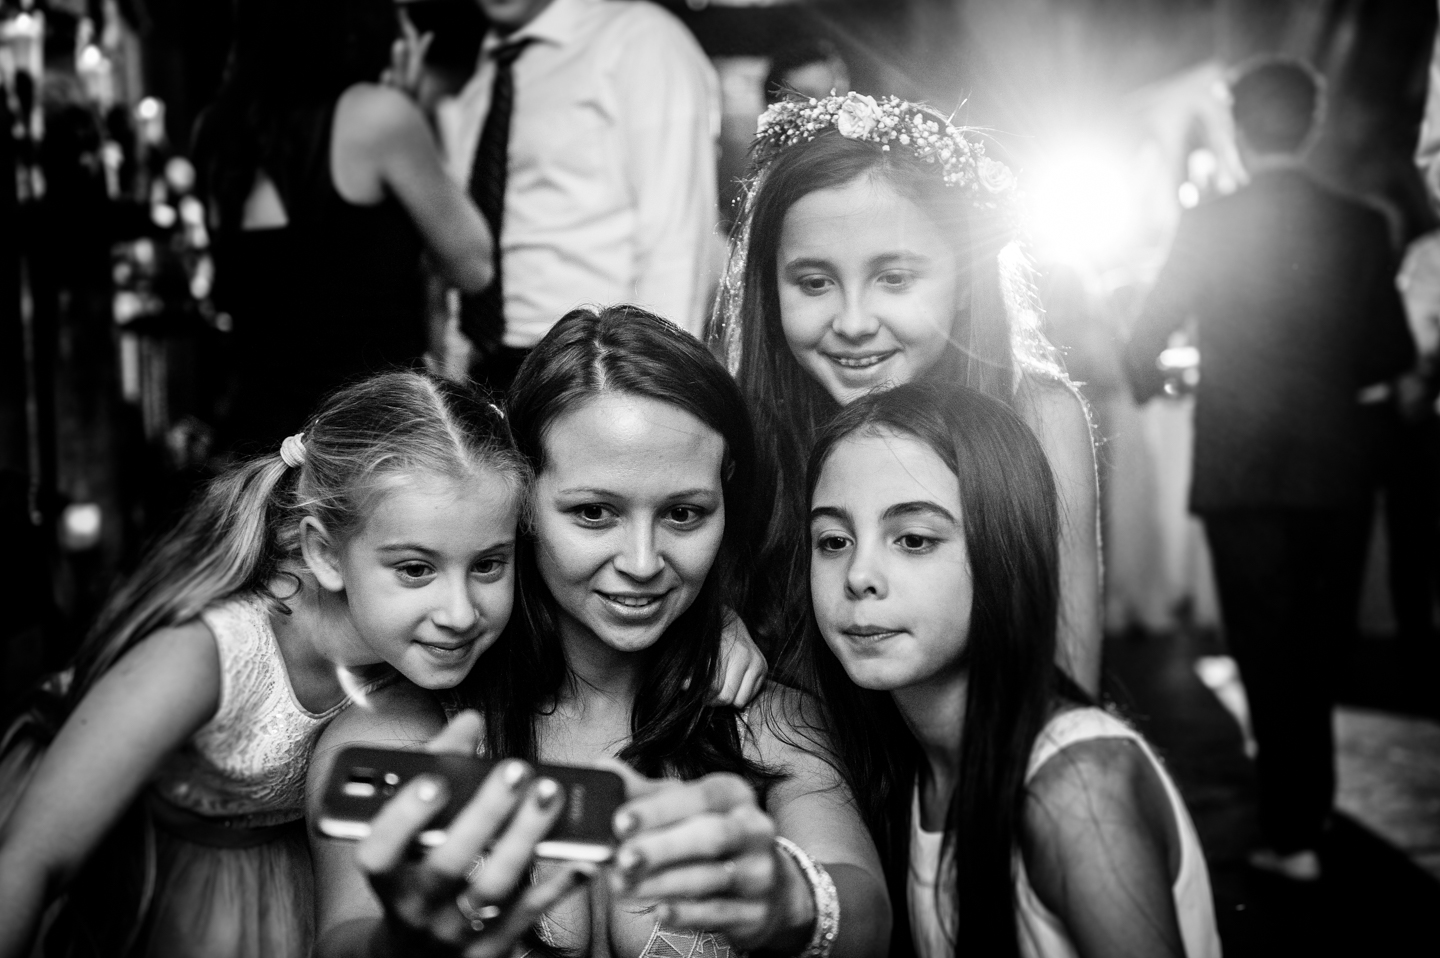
[0,372,529,958]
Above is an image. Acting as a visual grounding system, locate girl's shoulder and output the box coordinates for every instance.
[1020,706,1179,882]
[1013,371,1092,440]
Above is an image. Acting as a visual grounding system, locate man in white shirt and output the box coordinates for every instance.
[438,0,721,388]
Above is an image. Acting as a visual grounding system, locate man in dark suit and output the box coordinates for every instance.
[1125,57,1415,881]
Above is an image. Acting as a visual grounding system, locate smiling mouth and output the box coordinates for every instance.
[824,351,896,370]
[416,639,477,662]
[598,591,668,610]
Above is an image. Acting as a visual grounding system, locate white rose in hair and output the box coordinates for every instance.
[836,94,881,139]
[977,156,1016,194]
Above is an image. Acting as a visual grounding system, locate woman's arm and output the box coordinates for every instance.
[0,623,222,958]
[309,692,591,957]
[332,84,495,294]
[1021,737,1186,958]
[1017,377,1104,694]
[612,686,891,958]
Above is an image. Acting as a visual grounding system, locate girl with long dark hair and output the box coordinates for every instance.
[797,380,1219,958]
[310,306,888,958]
[193,0,493,451]
[714,93,1103,694]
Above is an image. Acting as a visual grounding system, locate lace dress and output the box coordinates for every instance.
[49,594,394,958]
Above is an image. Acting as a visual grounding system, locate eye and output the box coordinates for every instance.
[472,557,508,580]
[664,505,707,527]
[877,270,914,290]
[797,274,834,295]
[395,561,434,583]
[897,533,936,553]
[813,533,851,554]
[571,504,614,526]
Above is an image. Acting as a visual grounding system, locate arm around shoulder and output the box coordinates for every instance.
[1021,736,1186,958]
[0,622,222,958]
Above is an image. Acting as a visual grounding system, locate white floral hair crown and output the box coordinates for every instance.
[753,92,1018,209]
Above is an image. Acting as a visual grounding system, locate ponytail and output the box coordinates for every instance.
[69,455,293,705]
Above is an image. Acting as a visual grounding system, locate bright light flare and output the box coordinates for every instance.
[1023,139,1141,267]
[336,665,373,710]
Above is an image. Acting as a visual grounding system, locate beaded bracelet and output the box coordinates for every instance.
[774,837,840,958]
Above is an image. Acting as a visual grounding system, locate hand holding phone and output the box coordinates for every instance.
[318,745,626,864]
[330,711,600,955]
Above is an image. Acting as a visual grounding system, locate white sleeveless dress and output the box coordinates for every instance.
[56,594,394,958]
[908,707,1221,958]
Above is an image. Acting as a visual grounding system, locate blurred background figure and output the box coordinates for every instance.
[435,0,720,393]
[763,37,848,103]
[1124,57,1415,883]
[192,0,494,457]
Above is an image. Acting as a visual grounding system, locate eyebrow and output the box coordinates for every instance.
[782,251,934,273]
[809,505,851,524]
[556,487,718,500]
[376,539,515,555]
[883,501,958,524]
[809,501,958,524]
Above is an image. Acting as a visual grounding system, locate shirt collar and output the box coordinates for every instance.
[481,0,594,57]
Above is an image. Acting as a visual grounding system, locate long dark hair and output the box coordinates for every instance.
[713,129,1051,652]
[191,0,396,231]
[792,380,1087,958]
[460,306,768,784]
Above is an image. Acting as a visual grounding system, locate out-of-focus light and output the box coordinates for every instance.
[77,44,103,71]
[137,97,161,121]
[166,156,196,194]
[1023,138,1140,267]
[1178,182,1199,208]
[1159,345,1199,371]
[61,503,103,551]
[152,203,177,228]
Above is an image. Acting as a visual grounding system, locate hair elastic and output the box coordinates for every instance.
[279,433,307,469]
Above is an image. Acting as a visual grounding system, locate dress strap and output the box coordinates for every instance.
[1025,707,1142,782]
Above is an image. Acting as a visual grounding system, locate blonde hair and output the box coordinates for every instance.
[69,371,525,704]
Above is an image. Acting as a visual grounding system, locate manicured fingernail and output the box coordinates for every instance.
[502,760,529,789]
[535,778,561,809]
[415,776,444,803]
[613,810,638,838]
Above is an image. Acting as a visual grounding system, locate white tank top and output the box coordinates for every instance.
[907,707,1221,958]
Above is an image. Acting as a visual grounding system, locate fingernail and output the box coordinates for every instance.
[535,777,562,809]
[415,776,445,803]
[502,760,529,789]
[613,810,638,838]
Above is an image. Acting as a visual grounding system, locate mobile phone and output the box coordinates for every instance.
[316,746,626,864]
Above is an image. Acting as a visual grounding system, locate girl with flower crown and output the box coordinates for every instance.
[713,93,1102,696]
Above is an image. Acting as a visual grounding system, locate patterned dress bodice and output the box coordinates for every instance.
[150,594,389,827]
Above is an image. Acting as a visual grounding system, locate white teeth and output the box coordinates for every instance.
[831,354,888,368]
[606,595,657,608]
